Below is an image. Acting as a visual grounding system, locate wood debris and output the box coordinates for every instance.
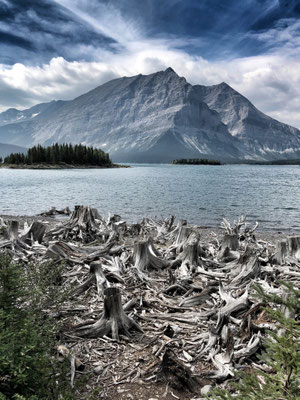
[0,207,299,398]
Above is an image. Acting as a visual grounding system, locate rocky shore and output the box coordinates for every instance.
[0,207,299,399]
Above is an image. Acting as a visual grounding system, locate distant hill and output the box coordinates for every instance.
[0,101,61,127]
[0,68,299,162]
[0,143,27,158]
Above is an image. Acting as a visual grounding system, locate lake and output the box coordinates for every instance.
[0,164,299,231]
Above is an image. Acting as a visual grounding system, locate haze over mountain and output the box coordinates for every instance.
[0,143,27,159]
[0,68,299,162]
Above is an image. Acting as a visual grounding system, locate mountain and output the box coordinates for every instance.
[195,82,300,159]
[0,143,27,159]
[0,68,299,162]
[0,101,61,127]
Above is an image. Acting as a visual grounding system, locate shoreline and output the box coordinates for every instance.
[0,163,130,169]
[0,212,297,243]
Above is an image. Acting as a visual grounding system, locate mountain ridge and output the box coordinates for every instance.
[0,68,299,162]
[0,143,27,158]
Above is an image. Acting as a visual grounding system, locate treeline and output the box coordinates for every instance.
[3,143,112,166]
[241,159,300,165]
[172,158,221,165]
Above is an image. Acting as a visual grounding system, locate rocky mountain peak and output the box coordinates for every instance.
[0,69,299,162]
[164,66,177,74]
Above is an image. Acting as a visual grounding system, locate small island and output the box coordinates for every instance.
[0,143,124,169]
[171,158,221,165]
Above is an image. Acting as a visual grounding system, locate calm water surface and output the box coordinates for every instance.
[0,164,299,231]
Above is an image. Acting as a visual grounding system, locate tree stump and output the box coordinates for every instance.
[272,240,288,265]
[287,236,300,261]
[90,261,110,296]
[157,349,198,392]
[219,234,239,260]
[75,287,143,340]
[173,225,193,254]
[171,233,200,277]
[21,221,46,245]
[133,237,169,274]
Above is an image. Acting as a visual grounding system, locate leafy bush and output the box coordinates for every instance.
[211,282,300,399]
[0,254,75,399]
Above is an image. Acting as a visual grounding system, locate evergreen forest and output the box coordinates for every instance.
[3,143,112,167]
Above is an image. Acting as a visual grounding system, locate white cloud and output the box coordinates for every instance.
[0,4,300,129]
[54,0,142,44]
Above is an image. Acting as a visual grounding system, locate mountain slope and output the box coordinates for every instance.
[0,101,62,127]
[0,68,299,162]
[0,143,27,158]
[195,82,300,159]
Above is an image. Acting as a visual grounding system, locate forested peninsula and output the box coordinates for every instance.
[0,143,119,168]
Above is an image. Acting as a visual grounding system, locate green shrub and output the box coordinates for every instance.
[211,282,300,400]
[0,254,75,399]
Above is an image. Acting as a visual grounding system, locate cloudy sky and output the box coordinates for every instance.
[0,0,300,128]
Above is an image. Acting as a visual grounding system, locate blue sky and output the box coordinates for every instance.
[0,0,300,127]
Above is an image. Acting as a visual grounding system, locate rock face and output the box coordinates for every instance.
[0,68,299,162]
[195,82,300,160]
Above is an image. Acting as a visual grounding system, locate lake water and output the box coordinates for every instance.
[0,164,299,231]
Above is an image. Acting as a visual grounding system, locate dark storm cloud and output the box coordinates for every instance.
[1,0,299,64]
[73,0,299,60]
[0,31,35,50]
[0,0,116,64]
[0,0,300,128]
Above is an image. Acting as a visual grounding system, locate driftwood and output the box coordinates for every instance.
[1,209,299,398]
[179,283,218,307]
[40,206,71,217]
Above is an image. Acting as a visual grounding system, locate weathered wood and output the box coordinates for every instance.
[21,221,46,245]
[133,237,169,276]
[7,220,19,241]
[272,240,288,265]
[90,261,110,296]
[287,236,300,260]
[179,284,218,307]
[2,208,300,397]
[157,349,198,392]
[75,287,143,340]
[171,233,200,277]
